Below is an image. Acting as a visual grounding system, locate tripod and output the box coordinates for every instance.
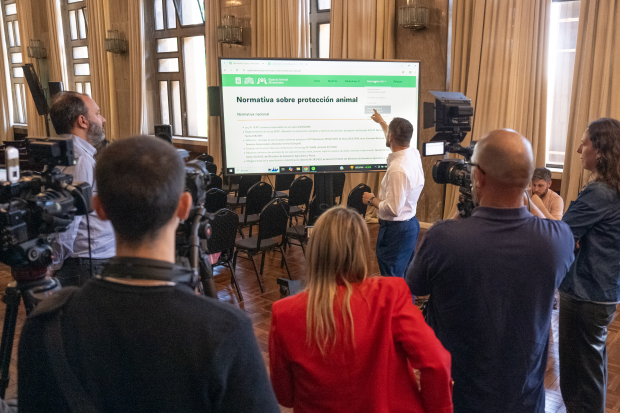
[0,266,61,398]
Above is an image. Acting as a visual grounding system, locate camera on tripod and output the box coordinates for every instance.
[422,91,476,218]
[174,149,216,296]
[0,137,92,275]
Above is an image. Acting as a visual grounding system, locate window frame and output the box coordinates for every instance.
[309,0,330,59]
[60,0,92,96]
[148,0,206,139]
[2,0,26,125]
[545,0,580,171]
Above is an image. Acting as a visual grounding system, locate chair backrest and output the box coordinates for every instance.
[245,181,273,217]
[258,198,290,245]
[206,208,238,256]
[307,196,319,225]
[205,161,217,175]
[333,173,346,200]
[207,174,223,190]
[205,188,228,213]
[223,175,240,192]
[196,154,214,164]
[288,176,313,207]
[346,183,372,217]
[274,174,295,192]
[238,175,262,197]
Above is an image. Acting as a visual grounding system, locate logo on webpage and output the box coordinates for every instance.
[235,77,241,84]
[257,78,267,85]
[244,77,254,84]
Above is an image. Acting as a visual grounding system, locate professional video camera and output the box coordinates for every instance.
[0,136,92,397]
[422,91,476,218]
[174,149,216,297]
[0,137,91,273]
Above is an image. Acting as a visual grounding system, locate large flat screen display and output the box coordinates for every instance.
[219,58,420,175]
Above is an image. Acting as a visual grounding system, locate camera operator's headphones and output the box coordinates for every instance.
[100,258,200,289]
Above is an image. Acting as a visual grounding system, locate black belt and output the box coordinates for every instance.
[63,257,110,265]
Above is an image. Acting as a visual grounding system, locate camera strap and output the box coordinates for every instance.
[43,290,100,413]
[100,257,200,289]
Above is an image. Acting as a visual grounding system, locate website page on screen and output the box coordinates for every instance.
[220,59,419,175]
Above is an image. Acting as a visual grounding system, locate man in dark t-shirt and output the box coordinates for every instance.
[18,136,280,413]
[407,130,575,413]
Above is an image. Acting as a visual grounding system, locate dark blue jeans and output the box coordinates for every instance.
[376,217,420,278]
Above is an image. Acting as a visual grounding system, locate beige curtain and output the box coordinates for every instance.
[251,0,310,58]
[560,0,620,207]
[86,0,119,141]
[444,0,550,218]
[46,0,68,87]
[17,0,49,137]
[128,0,148,135]
[329,0,395,214]
[205,0,223,169]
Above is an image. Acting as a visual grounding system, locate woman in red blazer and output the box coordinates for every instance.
[269,207,453,413]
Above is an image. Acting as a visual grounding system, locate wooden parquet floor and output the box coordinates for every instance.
[1,222,620,412]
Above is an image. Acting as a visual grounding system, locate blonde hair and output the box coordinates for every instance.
[305,206,371,356]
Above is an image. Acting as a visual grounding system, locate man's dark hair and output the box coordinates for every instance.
[532,167,551,182]
[388,117,414,147]
[95,135,185,244]
[50,91,89,135]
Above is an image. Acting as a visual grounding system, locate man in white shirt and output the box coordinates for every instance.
[363,110,424,277]
[49,91,116,286]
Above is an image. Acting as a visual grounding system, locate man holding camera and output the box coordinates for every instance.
[362,110,424,277]
[18,136,280,413]
[406,130,575,412]
[49,92,115,286]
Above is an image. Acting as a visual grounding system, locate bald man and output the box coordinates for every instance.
[406,130,575,413]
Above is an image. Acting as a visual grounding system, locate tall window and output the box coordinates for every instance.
[152,0,207,139]
[60,0,91,96]
[545,0,580,169]
[310,0,330,58]
[2,0,26,124]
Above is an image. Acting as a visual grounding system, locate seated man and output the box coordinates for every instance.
[406,130,575,413]
[18,136,280,413]
[530,167,564,220]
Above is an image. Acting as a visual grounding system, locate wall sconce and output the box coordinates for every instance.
[398,0,430,32]
[27,40,47,59]
[217,15,243,47]
[105,30,128,54]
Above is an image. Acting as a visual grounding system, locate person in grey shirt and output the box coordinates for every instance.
[49,91,116,286]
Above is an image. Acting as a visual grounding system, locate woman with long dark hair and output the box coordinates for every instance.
[269,207,453,413]
[559,118,620,413]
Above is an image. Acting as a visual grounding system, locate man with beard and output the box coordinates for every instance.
[49,92,115,286]
[362,110,424,277]
[529,167,564,220]
[406,130,575,413]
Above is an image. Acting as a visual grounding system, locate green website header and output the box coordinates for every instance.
[222,74,416,88]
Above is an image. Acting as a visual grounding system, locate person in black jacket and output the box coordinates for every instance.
[17,135,280,413]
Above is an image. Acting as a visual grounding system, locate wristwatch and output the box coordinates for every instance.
[368,196,376,206]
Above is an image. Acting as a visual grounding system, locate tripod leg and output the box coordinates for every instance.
[0,284,21,399]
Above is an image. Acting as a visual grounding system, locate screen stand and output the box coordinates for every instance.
[314,174,335,217]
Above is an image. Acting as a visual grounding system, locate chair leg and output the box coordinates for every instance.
[249,253,264,293]
[280,239,287,268]
[280,247,292,280]
[301,241,306,255]
[238,226,245,239]
[232,250,239,271]
[227,263,243,302]
[260,252,266,275]
[249,224,253,238]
